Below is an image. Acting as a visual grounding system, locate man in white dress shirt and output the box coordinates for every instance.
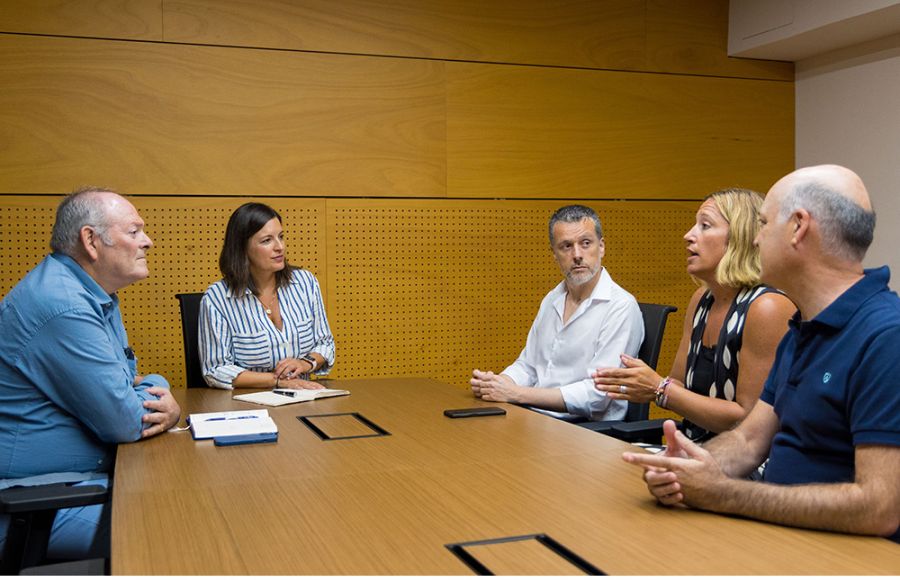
[471,205,644,421]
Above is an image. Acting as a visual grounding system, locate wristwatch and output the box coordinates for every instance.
[301,355,317,372]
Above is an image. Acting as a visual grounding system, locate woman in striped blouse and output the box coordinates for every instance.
[199,203,335,390]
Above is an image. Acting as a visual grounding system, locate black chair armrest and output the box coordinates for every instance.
[0,484,108,514]
[608,419,672,444]
[1,483,110,575]
[21,558,108,575]
[579,420,625,435]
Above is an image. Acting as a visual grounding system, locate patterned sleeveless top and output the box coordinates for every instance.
[682,285,780,442]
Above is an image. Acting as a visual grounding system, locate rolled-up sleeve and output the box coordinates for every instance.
[558,298,644,419]
[198,293,246,390]
[502,322,540,386]
[305,275,335,375]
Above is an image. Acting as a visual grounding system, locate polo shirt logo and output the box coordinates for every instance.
[823,372,832,383]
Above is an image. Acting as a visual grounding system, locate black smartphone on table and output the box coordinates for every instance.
[443,407,507,418]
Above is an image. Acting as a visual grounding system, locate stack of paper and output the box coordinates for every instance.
[188,409,278,439]
[233,388,350,407]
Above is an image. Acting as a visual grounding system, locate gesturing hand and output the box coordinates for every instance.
[593,354,661,403]
[622,420,723,510]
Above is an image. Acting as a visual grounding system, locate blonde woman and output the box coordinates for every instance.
[594,189,796,441]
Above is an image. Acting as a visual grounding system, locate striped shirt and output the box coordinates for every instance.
[199,269,335,389]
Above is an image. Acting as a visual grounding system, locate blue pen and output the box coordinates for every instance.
[205,415,257,421]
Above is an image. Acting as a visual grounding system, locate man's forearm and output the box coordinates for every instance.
[702,425,769,479]
[701,477,897,537]
[515,384,568,413]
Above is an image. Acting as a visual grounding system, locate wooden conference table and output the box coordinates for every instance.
[111,378,900,575]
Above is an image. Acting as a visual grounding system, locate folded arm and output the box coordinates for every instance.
[18,310,172,442]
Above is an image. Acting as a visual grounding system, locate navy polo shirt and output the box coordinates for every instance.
[761,266,900,541]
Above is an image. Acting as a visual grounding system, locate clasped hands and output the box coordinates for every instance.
[592,353,660,403]
[274,357,323,390]
[470,369,522,403]
[623,420,727,511]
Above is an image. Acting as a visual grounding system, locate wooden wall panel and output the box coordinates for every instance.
[0,1,790,425]
[0,35,446,197]
[162,0,791,80]
[119,197,327,384]
[0,196,56,297]
[0,195,693,424]
[646,0,792,80]
[0,195,326,390]
[0,0,162,40]
[164,0,645,68]
[163,0,645,70]
[325,198,696,403]
[446,63,794,200]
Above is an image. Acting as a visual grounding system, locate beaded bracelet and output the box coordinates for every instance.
[655,377,672,409]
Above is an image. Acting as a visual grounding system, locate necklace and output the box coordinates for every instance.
[257,293,278,315]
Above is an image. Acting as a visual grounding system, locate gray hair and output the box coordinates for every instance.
[549,205,602,245]
[50,186,117,256]
[779,181,875,262]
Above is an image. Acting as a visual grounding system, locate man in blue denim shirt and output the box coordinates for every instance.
[623,165,899,541]
[0,187,181,559]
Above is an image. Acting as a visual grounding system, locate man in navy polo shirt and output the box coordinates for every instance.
[622,165,900,541]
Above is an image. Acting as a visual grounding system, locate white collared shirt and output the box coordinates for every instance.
[502,268,644,420]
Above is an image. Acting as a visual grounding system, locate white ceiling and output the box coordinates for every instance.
[729,0,900,61]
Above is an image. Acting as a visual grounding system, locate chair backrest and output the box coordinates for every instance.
[625,302,678,422]
[176,292,207,388]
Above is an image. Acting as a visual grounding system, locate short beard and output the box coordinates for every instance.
[566,265,599,287]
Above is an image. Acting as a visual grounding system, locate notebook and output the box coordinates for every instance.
[188,409,278,439]
[233,388,350,407]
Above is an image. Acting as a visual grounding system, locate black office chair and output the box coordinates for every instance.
[580,302,677,443]
[176,292,207,388]
[0,483,108,575]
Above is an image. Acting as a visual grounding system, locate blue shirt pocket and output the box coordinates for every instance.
[293,317,316,353]
[232,330,272,369]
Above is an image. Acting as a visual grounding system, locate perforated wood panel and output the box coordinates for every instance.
[326,199,696,408]
[122,197,326,389]
[0,197,57,296]
[0,196,325,390]
[0,196,690,420]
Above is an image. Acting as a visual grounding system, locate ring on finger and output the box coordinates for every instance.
[619,385,628,394]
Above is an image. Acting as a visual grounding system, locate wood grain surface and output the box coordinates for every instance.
[446,62,793,199]
[0,34,446,196]
[0,0,161,40]
[111,378,900,575]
